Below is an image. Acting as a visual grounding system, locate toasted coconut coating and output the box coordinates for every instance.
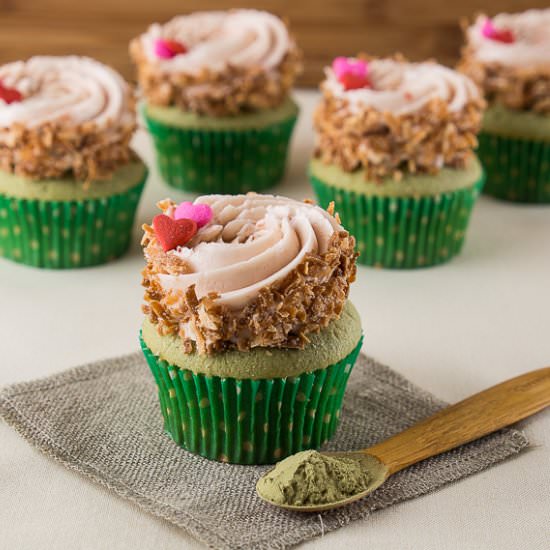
[129,39,302,117]
[458,48,550,114]
[0,120,137,181]
[313,91,484,181]
[141,203,357,355]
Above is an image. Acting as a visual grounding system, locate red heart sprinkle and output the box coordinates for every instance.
[340,72,371,91]
[152,214,197,252]
[490,28,515,43]
[164,39,187,55]
[0,80,23,104]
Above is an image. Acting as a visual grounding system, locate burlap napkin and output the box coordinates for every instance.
[0,352,528,550]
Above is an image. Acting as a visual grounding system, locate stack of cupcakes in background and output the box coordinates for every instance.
[310,55,485,269]
[130,9,302,194]
[459,9,550,203]
[0,56,147,268]
[139,193,361,464]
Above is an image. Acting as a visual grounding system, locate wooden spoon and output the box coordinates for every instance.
[256,366,550,512]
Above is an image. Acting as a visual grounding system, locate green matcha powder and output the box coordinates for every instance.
[257,450,371,506]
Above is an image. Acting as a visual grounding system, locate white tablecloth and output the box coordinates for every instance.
[1,91,549,550]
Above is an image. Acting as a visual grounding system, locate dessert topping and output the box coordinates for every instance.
[174,201,213,228]
[481,18,516,44]
[332,57,370,90]
[0,80,22,104]
[152,214,197,252]
[154,38,188,59]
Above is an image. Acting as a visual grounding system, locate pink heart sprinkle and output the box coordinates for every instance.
[332,57,368,80]
[154,38,187,59]
[174,202,213,228]
[481,18,495,38]
[154,40,173,59]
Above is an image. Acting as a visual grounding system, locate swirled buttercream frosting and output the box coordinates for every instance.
[139,10,291,73]
[314,56,484,180]
[0,56,134,128]
[459,10,550,113]
[0,56,136,180]
[141,194,357,354]
[465,10,550,68]
[130,10,302,115]
[323,58,480,116]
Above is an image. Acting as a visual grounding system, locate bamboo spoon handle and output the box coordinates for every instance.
[367,367,550,475]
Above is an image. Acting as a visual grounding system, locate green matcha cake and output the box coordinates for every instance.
[140,193,361,464]
[0,56,147,268]
[460,10,550,203]
[130,10,302,193]
[310,55,485,269]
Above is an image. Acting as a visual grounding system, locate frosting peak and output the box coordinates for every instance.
[0,56,134,129]
[139,10,292,74]
[157,194,341,309]
[466,10,550,68]
[323,58,480,116]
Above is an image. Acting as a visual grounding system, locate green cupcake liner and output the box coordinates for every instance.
[310,173,485,269]
[144,111,297,194]
[477,132,550,203]
[0,177,146,269]
[140,334,363,465]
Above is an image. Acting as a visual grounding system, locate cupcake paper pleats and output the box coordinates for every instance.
[141,334,363,465]
[0,175,146,269]
[478,132,550,203]
[310,170,485,269]
[144,108,297,194]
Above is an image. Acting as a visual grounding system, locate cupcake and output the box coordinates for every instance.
[459,10,550,203]
[310,55,485,268]
[130,10,301,194]
[139,193,361,464]
[0,56,147,268]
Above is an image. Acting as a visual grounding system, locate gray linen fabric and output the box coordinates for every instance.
[0,352,528,550]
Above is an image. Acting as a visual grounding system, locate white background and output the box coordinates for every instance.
[1,91,549,550]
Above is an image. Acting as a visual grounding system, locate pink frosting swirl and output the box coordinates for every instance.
[139,10,292,74]
[0,56,134,129]
[323,58,479,116]
[158,194,342,309]
[466,9,550,68]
